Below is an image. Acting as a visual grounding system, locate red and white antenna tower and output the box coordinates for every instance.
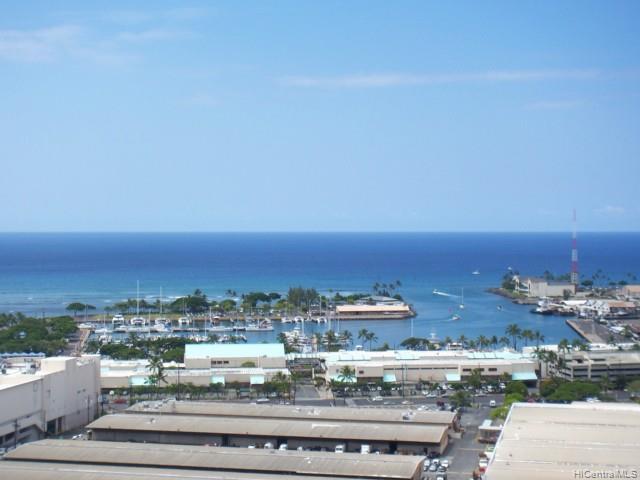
[571,209,579,285]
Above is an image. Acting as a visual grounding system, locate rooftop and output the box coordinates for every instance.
[127,401,456,426]
[185,343,285,359]
[486,402,640,480]
[87,413,448,444]
[6,440,423,479]
[0,460,358,480]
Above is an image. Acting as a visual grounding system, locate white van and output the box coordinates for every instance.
[360,444,370,454]
[335,444,345,453]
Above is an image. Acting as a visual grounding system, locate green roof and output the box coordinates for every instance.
[512,371,538,381]
[383,373,397,383]
[185,343,285,359]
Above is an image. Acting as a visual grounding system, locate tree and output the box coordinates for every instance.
[66,302,95,317]
[505,324,522,350]
[467,368,483,390]
[450,390,471,408]
[146,354,167,398]
[337,365,356,384]
[340,330,353,347]
[504,381,528,398]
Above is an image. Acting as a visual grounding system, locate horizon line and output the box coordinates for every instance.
[0,230,638,234]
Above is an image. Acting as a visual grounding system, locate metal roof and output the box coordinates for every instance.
[185,344,285,359]
[127,401,456,426]
[88,413,447,444]
[6,440,423,480]
[0,460,358,480]
[486,402,640,480]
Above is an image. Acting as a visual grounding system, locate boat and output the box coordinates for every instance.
[111,314,125,326]
[432,289,451,297]
[315,317,328,324]
[294,316,305,323]
[497,305,503,311]
[459,288,465,309]
[472,270,480,275]
[451,314,461,321]
[78,323,93,330]
[280,316,292,323]
[94,327,110,334]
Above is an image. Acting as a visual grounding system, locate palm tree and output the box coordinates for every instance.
[457,334,467,347]
[358,328,370,346]
[147,354,167,399]
[444,336,453,346]
[499,336,511,348]
[340,330,353,347]
[521,329,534,347]
[533,330,545,348]
[337,365,356,384]
[325,330,338,351]
[558,338,570,354]
[490,335,499,349]
[365,331,378,351]
[505,324,522,350]
[477,335,489,351]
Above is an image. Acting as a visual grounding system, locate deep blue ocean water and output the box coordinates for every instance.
[1,232,638,346]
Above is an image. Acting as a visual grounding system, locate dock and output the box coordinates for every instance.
[566,318,624,343]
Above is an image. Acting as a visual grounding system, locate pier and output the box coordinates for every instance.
[566,318,624,344]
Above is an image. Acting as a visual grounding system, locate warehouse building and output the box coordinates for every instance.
[127,400,457,429]
[0,356,100,448]
[486,402,640,480]
[0,461,361,480]
[87,413,449,454]
[320,350,537,385]
[335,304,414,319]
[4,439,425,480]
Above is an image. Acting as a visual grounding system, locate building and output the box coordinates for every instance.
[87,412,449,454]
[4,439,425,480]
[320,349,538,385]
[621,284,640,299]
[0,356,100,449]
[185,343,287,369]
[127,400,457,429]
[486,402,640,480]
[554,349,640,381]
[0,462,364,480]
[100,343,289,390]
[335,304,414,319]
[514,276,576,298]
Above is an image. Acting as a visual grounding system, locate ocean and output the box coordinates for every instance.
[1,232,638,347]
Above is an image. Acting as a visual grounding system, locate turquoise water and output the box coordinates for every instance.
[1,232,638,346]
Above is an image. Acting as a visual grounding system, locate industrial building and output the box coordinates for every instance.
[127,400,457,429]
[0,461,370,480]
[320,349,538,385]
[100,343,289,390]
[0,356,100,448]
[4,439,425,480]
[513,275,576,298]
[335,304,414,319]
[486,402,640,480]
[542,349,640,381]
[87,412,449,454]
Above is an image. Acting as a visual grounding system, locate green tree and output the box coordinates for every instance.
[146,354,167,398]
[505,324,522,350]
[66,302,95,317]
[337,365,356,383]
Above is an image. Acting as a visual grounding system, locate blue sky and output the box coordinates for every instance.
[1,1,639,232]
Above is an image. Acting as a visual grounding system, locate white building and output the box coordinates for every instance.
[514,275,576,298]
[0,356,101,448]
[320,349,538,385]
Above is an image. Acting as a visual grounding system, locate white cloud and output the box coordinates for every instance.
[595,205,626,216]
[0,25,82,62]
[279,69,600,88]
[526,100,584,110]
[115,29,190,43]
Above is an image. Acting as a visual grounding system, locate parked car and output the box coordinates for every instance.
[440,459,450,469]
[489,400,497,407]
[360,444,370,454]
[335,444,345,454]
[278,444,288,451]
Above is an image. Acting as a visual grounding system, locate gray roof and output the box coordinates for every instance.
[6,440,422,479]
[487,402,640,480]
[127,401,456,426]
[87,413,447,444]
[0,460,357,480]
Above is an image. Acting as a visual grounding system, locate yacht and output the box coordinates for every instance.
[472,270,480,275]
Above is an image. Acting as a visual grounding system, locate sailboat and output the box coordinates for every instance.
[130,280,146,327]
[459,288,465,309]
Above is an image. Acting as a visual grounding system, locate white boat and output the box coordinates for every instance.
[459,288,465,309]
[432,289,451,297]
[111,314,125,326]
[130,316,146,326]
[472,270,480,275]
[314,317,328,324]
[294,316,305,323]
[451,314,461,321]
[78,323,93,330]
[94,327,110,334]
[281,316,292,323]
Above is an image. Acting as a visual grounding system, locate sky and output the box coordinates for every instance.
[0,1,639,232]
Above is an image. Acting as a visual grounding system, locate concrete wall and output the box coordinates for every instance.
[0,356,100,448]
